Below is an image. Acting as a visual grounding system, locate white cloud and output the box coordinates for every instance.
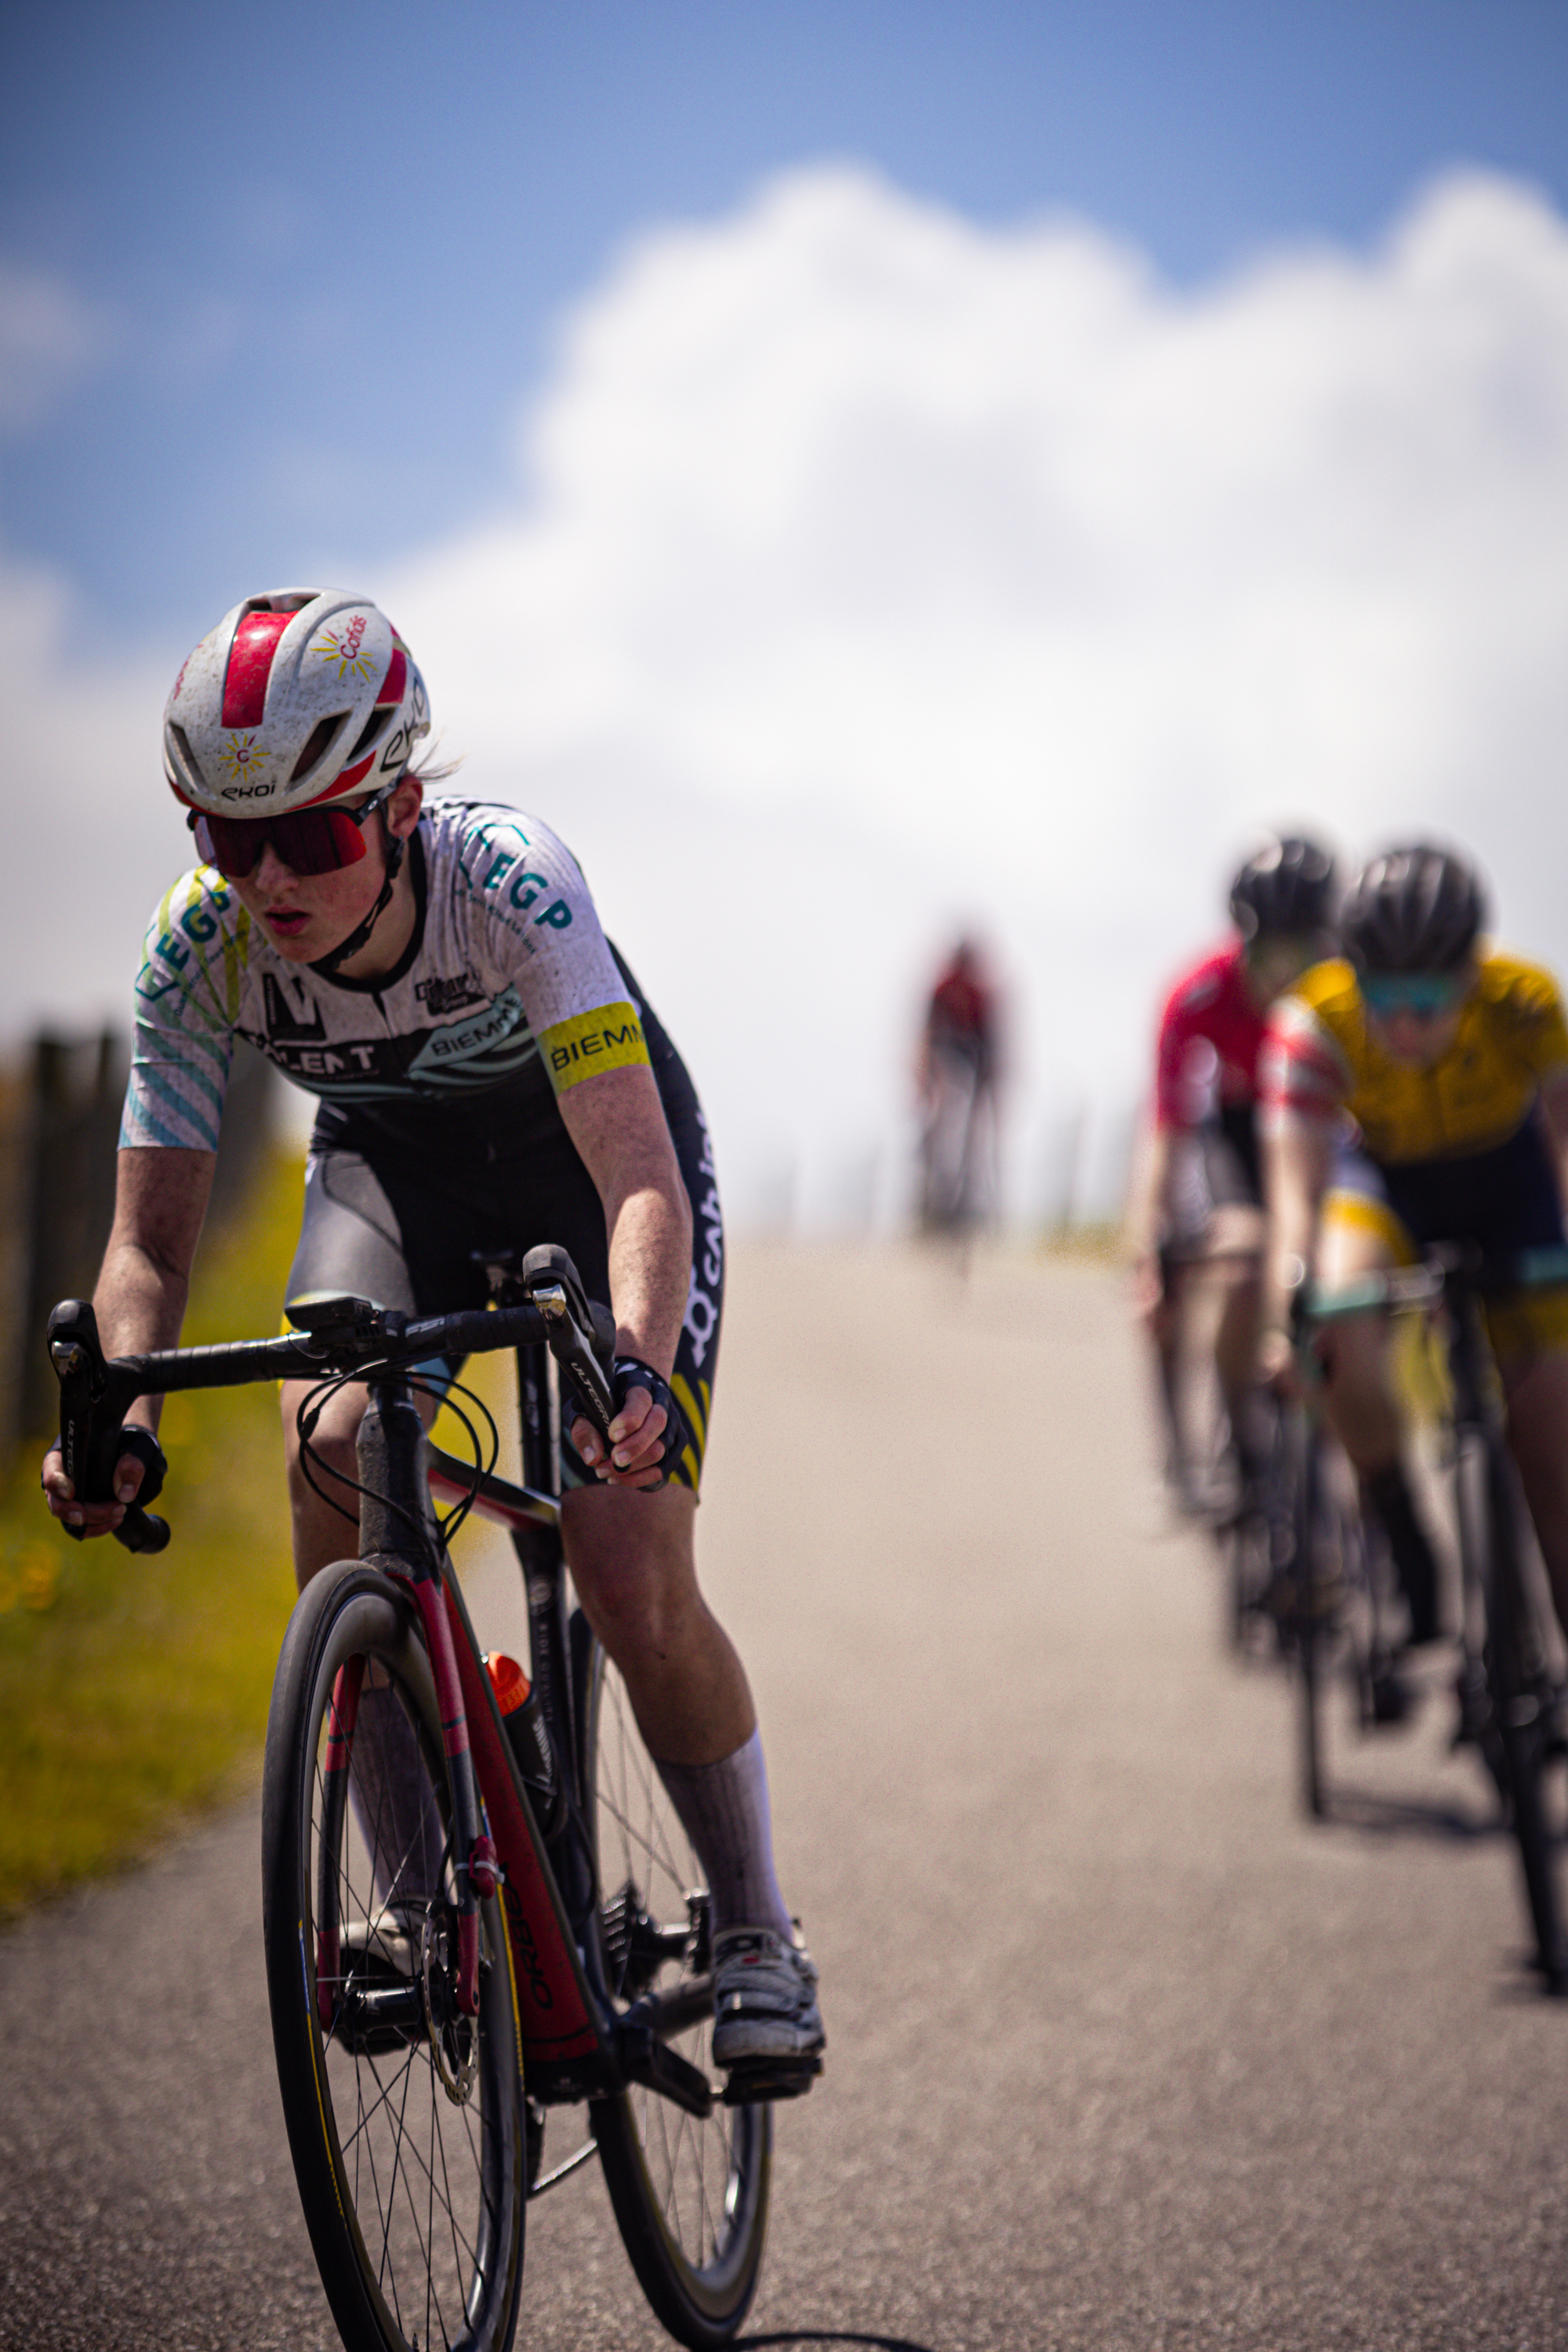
[10,165,1568,1224]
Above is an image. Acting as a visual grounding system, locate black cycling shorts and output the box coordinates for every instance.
[285,1060,724,1494]
[1334,1112,1566,1261]
[1325,1112,1568,1360]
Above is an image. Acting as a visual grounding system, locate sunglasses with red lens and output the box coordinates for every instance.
[188,782,397,880]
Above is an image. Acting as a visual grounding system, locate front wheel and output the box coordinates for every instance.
[1481,1454,1566,1991]
[262,1561,527,2352]
[1290,1419,1330,1821]
[573,1613,771,2347]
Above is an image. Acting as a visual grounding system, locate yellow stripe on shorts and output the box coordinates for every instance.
[671,1373,706,1457]
[1320,1185,1416,1265]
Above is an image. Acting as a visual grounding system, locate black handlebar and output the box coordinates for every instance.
[48,1245,618,1554]
[1307,1241,1568,1325]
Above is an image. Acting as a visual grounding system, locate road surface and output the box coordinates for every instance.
[3,1243,1566,2350]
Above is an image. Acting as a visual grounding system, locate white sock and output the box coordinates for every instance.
[655,1727,794,1939]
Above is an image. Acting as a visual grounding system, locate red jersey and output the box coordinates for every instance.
[929,968,993,1048]
[1154,942,1265,1131]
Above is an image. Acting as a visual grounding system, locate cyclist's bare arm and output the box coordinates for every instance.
[1258,1115,1334,1383]
[1123,1118,1176,1317]
[556,1062,693,1486]
[41,1145,214,1534]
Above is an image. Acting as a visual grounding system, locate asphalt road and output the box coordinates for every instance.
[4,1243,1568,2351]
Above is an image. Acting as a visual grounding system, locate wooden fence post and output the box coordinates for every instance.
[2,1031,278,1461]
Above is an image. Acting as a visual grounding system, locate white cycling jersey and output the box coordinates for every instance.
[122,797,662,1158]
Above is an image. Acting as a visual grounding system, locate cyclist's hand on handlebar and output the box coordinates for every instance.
[40,1433,150,1537]
[570,1359,691,1491]
[1131,1253,1170,1334]
[1256,1326,1300,1398]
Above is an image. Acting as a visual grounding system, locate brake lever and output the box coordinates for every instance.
[519,1246,616,1441]
[48,1299,172,1553]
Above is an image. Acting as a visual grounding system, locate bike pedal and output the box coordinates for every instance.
[720,2054,823,2106]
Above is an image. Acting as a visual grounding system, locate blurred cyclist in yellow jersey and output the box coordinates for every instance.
[1259,844,1568,1657]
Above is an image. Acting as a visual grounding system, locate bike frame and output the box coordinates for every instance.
[338,1352,724,2125]
[47,1276,717,2130]
[1308,1246,1568,1983]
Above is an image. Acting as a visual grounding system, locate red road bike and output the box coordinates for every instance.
[49,1245,773,2352]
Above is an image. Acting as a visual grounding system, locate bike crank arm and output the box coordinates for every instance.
[614,2002,714,2118]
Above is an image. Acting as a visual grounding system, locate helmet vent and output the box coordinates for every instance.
[168,724,208,793]
[291,713,350,784]
[346,706,394,765]
[241,591,316,617]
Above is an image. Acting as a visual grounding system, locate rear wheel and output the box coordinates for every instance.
[262,1561,527,2352]
[573,1613,771,2347]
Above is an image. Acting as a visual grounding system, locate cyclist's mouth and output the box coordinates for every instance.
[263,909,310,938]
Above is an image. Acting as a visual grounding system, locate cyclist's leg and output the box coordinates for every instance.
[561,1484,800,1956]
[1497,1340,1568,1643]
[563,1092,821,2063]
[1207,1199,1266,1475]
[1151,1133,1214,1501]
[1474,1120,1568,1645]
[557,1112,793,1942]
[278,1147,463,1586]
[1200,1116,1269,1472]
[1316,1173,1443,1643]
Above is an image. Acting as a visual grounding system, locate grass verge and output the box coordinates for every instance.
[0,1153,304,1921]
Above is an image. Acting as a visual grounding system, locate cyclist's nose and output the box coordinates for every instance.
[252,837,299,891]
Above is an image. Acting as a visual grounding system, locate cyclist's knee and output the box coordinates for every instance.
[1319,1313,1402,1465]
[564,1486,701,1646]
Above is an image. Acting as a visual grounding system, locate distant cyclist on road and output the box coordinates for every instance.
[1258,843,1568,1663]
[916,936,1000,1236]
[1130,837,1338,1508]
[40,586,823,2083]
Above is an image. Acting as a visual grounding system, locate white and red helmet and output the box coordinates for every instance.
[163,588,430,815]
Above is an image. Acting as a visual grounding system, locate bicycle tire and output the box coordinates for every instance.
[1222,1485,1276,1655]
[262,1561,527,2352]
[1481,1450,1566,1991]
[1291,1421,1329,1821]
[572,1613,771,2347]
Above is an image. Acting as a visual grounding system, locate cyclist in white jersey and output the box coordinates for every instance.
[42,587,822,2078]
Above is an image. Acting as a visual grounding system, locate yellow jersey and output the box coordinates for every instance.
[1262,951,1568,1166]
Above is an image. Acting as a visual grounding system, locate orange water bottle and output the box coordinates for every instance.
[484,1651,555,1795]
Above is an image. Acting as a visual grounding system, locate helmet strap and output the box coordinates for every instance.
[308,826,408,978]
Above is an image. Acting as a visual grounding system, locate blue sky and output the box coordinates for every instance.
[5,5,1568,1220]
[5,1,1566,643]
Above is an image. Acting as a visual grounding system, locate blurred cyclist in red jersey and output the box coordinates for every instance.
[916,937,1000,1236]
[1130,838,1338,1508]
